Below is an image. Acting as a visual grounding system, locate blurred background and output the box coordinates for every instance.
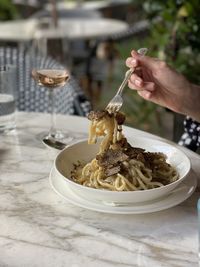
[1,0,199,142]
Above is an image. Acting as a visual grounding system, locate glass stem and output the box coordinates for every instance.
[49,88,56,137]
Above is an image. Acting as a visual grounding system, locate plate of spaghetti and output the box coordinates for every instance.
[54,110,191,204]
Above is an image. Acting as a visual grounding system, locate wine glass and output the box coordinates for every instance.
[29,8,75,146]
[32,68,72,143]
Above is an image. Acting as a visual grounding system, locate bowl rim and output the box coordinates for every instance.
[54,137,191,195]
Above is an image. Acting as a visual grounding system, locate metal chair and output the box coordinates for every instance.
[0,46,92,116]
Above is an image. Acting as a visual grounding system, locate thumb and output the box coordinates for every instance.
[131,50,160,70]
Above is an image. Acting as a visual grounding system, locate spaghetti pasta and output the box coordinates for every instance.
[71,110,179,191]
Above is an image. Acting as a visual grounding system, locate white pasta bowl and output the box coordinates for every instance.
[54,137,191,204]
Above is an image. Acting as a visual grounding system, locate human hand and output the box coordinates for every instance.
[126,50,200,121]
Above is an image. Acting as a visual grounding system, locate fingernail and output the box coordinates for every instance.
[135,79,142,86]
[131,59,137,65]
[131,50,137,56]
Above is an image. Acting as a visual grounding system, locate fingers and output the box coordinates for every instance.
[126,57,138,68]
[130,50,161,71]
[128,73,155,92]
[126,49,159,99]
[126,51,160,76]
[137,90,152,100]
[128,80,155,92]
[126,58,142,78]
[128,73,143,87]
[128,73,154,100]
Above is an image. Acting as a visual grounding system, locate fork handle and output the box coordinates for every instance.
[116,68,134,96]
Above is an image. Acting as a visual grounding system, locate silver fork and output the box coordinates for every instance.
[106,47,148,114]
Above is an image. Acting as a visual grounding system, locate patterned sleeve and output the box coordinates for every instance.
[178,116,200,152]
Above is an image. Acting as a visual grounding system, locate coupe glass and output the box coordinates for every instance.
[32,68,72,142]
[30,10,74,145]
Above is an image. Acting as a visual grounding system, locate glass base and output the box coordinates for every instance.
[49,130,65,140]
[37,130,73,144]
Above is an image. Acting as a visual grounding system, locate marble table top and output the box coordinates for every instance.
[0,112,199,267]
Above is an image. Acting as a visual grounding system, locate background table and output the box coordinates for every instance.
[45,0,132,11]
[0,112,199,267]
[0,18,128,42]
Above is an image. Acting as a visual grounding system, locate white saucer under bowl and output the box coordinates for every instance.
[49,167,197,214]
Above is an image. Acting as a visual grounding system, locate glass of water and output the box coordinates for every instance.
[0,65,16,133]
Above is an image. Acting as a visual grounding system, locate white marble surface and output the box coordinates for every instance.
[0,112,199,267]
